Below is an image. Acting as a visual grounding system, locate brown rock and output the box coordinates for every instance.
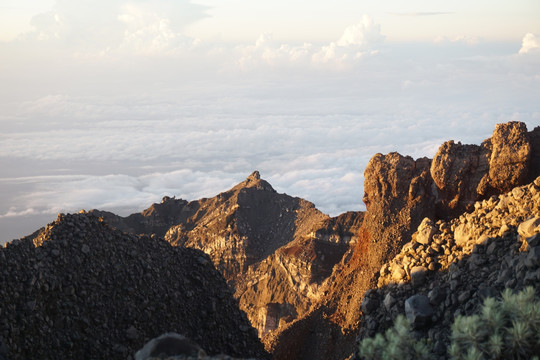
[430,141,490,216]
[488,121,531,192]
[430,121,535,218]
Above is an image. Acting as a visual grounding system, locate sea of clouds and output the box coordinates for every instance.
[1,1,539,243]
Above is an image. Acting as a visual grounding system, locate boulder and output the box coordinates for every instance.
[135,333,203,360]
[404,294,434,329]
[488,122,531,193]
[527,234,540,248]
[518,217,540,239]
[416,218,438,245]
[410,266,428,287]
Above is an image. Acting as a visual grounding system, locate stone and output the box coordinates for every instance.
[361,296,379,315]
[125,326,139,340]
[428,287,445,306]
[416,218,438,245]
[405,294,434,329]
[383,293,396,310]
[527,234,540,248]
[512,187,526,199]
[410,266,428,287]
[498,224,511,237]
[134,333,203,360]
[391,266,406,282]
[525,247,540,268]
[458,290,472,304]
[81,244,90,254]
[518,217,540,239]
[454,223,471,247]
[489,122,531,193]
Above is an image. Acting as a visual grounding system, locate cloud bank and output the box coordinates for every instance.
[1,4,539,243]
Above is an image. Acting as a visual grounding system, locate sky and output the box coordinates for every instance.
[1,0,539,243]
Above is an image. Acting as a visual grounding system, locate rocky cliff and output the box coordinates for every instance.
[267,121,540,360]
[0,213,266,360]
[356,176,540,358]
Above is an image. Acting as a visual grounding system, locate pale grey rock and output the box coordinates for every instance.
[135,333,203,360]
[518,217,540,239]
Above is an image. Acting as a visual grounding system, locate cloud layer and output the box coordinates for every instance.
[1,4,539,243]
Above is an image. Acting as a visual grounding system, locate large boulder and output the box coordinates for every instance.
[404,294,434,329]
[488,121,531,192]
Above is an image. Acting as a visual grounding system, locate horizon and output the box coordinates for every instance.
[1,0,539,243]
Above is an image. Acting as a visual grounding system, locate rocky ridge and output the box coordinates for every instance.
[356,176,540,358]
[0,213,266,360]
[267,121,540,360]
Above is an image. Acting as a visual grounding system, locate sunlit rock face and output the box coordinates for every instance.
[431,121,536,218]
[268,122,540,360]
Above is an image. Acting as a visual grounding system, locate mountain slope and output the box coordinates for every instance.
[0,212,266,360]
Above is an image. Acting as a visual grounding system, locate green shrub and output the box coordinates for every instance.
[358,315,434,360]
[449,287,540,360]
[358,287,540,360]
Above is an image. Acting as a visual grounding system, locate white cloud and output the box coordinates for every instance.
[336,15,384,47]
[19,0,207,56]
[433,35,479,45]
[519,33,540,54]
[236,15,384,70]
[0,207,40,218]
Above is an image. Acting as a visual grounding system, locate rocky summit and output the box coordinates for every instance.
[0,213,266,360]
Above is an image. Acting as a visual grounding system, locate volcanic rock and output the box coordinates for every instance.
[0,213,266,360]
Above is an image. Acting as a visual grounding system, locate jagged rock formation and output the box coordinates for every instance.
[91,171,364,340]
[356,176,540,358]
[163,171,331,281]
[267,121,540,360]
[235,212,363,338]
[90,196,189,238]
[0,213,266,360]
[431,122,538,217]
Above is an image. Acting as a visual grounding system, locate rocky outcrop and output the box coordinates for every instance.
[362,152,435,265]
[268,121,540,360]
[356,176,540,358]
[0,213,266,360]
[431,122,537,217]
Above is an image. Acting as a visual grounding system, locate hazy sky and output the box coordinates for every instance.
[1,0,539,243]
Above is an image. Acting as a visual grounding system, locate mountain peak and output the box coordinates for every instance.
[248,170,261,181]
[237,170,275,192]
